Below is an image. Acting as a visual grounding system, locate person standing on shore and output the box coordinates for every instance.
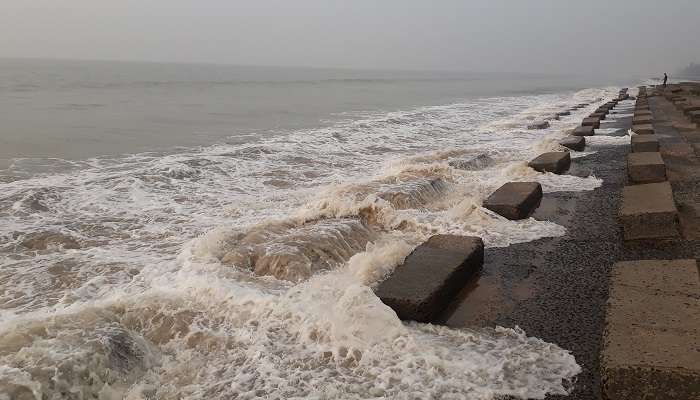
[663,73,668,88]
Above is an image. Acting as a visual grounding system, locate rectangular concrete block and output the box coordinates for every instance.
[602,259,700,400]
[634,110,652,117]
[555,110,571,117]
[688,110,700,123]
[631,135,659,153]
[375,235,484,323]
[528,151,571,174]
[572,125,595,136]
[619,181,678,240]
[627,152,666,183]
[483,182,543,220]
[632,115,653,125]
[682,105,700,115]
[632,124,654,135]
[590,112,607,120]
[559,136,585,151]
[582,116,601,128]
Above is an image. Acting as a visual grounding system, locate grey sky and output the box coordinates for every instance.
[2,0,698,77]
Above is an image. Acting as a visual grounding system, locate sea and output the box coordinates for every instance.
[0,58,636,399]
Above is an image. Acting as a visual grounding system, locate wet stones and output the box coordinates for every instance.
[375,235,484,323]
[582,116,601,128]
[602,259,700,400]
[630,135,659,153]
[528,151,571,174]
[483,182,543,220]
[627,152,666,183]
[632,124,654,135]
[619,181,679,240]
[573,125,595,136]
[527,120,550,130]
[559,136,586,151]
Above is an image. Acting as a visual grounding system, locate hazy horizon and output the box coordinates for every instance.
[3,0,699,78]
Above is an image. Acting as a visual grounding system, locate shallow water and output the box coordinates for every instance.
[0,60,629,399]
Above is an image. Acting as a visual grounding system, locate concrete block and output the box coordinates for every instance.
[682,105,700,115]
[527,120,550,130]
[688,110,700,123]
[632,124,654,135]
[633,115,653,125]
[582,116,601,128]
[590,112,607,120]
[483,182,542,220]
[631,135,659,153]
[559,136,585,151]
[375,235,484,323]
[528,152,571,174]
[619,181,678,240]
[555,110,571,117]
[602,259,700,400]
[634,110,652,117]
[572,125,595,136]
[627,152,666,183]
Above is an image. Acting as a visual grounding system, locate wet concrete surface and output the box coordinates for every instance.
[440,106,633,400]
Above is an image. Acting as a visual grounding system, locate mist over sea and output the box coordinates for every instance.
[0,58,631,399]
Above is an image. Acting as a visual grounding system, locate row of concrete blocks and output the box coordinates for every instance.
[665,89,700,125]
[375,95,630,324]
[375,99,626,323]
[604,87,699,399]
[620,90,680,241]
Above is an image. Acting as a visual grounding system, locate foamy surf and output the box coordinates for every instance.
[0,85,622,399]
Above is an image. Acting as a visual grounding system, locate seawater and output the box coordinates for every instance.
[0,59,631,399]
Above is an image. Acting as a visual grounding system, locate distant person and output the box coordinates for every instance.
[663,73,668,88]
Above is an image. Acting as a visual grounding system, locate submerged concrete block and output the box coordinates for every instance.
[483,182,542,220]
[375,235,484,323]
[632,124,654,135]
[631,135,659,153]
[582,117,601,128]
[602,259,700,400]
[619,181,678,240]
[572,125,595,136]
[559,136,585,151]
[527,120,550,129]
[627,152,666,183]
[528,152,571,174]
[555,110,571,117]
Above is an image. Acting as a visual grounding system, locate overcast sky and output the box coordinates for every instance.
[2,0,699,77]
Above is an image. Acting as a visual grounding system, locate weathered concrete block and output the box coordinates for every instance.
[602,259,700,400]
[528,152,571,174]
[582,116,601,128]
[375,235,484,323]
[572,125,595,136]
[632,115,653,125]
[633,110,652,118]
[555,110,571,117]
[632,124,654,135]
[688,110,700,123]
[590,112,607,120]
[627,152,666,183]
[631,135,659,153]
[619,181,678,240]
[527,120,550,130]
[483,182,542,220]
[559,136,585,151]
[682,105,700,115]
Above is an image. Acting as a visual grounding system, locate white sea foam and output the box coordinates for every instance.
[0,85,621,398]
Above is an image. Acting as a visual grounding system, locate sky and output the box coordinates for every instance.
[2,0,699,77]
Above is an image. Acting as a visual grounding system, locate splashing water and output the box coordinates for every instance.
[0,85,623,399]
